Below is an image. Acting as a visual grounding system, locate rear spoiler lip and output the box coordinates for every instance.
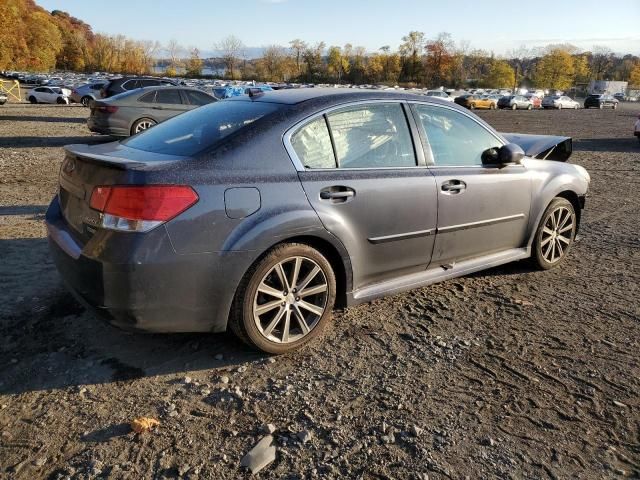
[64,143,186,170]
[500,133,572,161]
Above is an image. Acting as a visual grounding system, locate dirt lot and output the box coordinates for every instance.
[1,102,639,480]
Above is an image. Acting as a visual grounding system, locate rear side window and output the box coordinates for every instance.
[185,90,215,106]
[291,117,336,169]
[123,101,278,156]
[155,89,183,104]
[414,104,502,167]
[138,91,156,103]
[327,103,416,168]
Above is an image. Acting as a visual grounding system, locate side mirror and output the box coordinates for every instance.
[482,143,525,167]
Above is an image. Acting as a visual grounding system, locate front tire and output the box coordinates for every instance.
[532,198,577,270]
[229,243,337,354]
[81,96,93,107]
[56,97,65,104]
[511,103,517,110]
[29,96,37,104]
[527,104,532,110]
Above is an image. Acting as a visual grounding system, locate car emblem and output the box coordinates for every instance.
[63,158,75,174]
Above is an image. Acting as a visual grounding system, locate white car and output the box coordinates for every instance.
[424,90,453,101]
[27,86,71,104]
[541,95,580,110]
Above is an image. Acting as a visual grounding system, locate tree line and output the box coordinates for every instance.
[1,0,639,89]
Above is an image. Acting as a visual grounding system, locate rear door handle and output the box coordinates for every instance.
[441,180,467,194]
[320,187,355,203]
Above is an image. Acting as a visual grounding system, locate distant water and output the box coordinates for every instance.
[152,66,225,76]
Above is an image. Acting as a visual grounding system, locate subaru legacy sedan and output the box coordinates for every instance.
[47,90,590,354]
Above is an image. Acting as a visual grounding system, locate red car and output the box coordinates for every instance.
[525,94,542,109]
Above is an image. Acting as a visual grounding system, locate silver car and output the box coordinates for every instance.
[542,95,580,110]
[71,82,108,106]
[49,90,589,353]
[87,86,217,136]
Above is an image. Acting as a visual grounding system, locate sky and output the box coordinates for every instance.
[37,0,640,57]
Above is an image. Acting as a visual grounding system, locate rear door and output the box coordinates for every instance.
[289,101,438,289]
[152,89,190,121]
[411,102,532,266]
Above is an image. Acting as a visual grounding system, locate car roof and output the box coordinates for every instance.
[225,88,441,106]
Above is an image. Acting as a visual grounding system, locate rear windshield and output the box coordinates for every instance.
[122,100,278,156]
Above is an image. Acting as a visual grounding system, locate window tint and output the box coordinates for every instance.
[326,103,416,168]
[291,117,336,169]
[138,91,156,103]
[155,89,183,104]
[123,101,278,156]
[415,104,502,167]
[139,79,159,88]
[185,90,215,106]
[122,80,139,90]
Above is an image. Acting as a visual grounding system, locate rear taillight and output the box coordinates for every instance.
[89,185,198,232]
[95,105,118,113]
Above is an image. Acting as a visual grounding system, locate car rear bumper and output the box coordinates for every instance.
[87,116,128,136]
[46,195,247,333]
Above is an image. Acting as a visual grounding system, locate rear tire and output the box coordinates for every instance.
[56,97,65,104]
[29,96,37,104]
[613,103,617,110]
[599,104,604,109]
[532,197,576,270]
[81,96,92,107]
[131,118,157,135]
[470,103,475,110]
[527,104,532,110]
[229,243,337,354]
[574,104,579,110]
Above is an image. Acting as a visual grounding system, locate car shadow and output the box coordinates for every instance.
[0,135,114,148]
[0,205,48,216]
[0,237,266,396]
[573,137,639,153]
[0,115,87,124]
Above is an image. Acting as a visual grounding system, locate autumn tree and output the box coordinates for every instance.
[424,32,455,87]
[256,44,293,82]
[289,38,307,78]
[302,42,325,81]
[482,60,515,88]
[215,35,244,79]
[399,31,424,83]
[630,64,640,87]
[534,48,576,90]
[327,46,349,82]
[185,47,203,76]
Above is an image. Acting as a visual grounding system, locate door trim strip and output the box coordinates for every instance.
[368,228,435,244]
[438,213,526,234]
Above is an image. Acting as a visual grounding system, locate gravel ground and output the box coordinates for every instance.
[1,102,639,480]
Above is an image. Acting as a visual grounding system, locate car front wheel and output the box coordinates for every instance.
[511,104,517,110]
[81,96,93,107]
[29,96,37,104]
[230,243,337,354]
[532,197,576,270]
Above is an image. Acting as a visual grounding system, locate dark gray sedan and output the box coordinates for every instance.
[47,89,590,353]
[87,86,216,137]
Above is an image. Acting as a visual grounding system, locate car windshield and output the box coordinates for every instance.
[122,100,279,156]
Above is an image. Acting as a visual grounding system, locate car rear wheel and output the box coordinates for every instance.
[532,197,576,270]
[558,103,562,110]
[131,118,157,135]
[511,103,517,110]
[599,104,604,109]
[81,96,93,107]
[574,104,579,110]
[29,96,37,104]
[56,97,65,104]
[230,243,337,354]
[490,103,496,110]
[613,103,617,110]
[527,104,532,110]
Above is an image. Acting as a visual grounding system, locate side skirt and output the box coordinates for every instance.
[347,247,531,305]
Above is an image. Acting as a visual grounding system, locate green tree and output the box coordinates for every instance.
[327,46,349,82]
[482,60,515,88]
[399,31,424,83]
[185,47,203,76]
[534,48,576,90]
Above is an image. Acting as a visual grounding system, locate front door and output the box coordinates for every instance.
[152,88,190,122]
[412,103,532,266]
[289,102,438,289]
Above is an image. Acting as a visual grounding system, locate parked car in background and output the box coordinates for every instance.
[88,86,216,136]
[613,93,625,102]
[524,94,542,109]
[482,94,503,108]
[584,94,619,109]
[425,90,453,101]
[455,94,496,109]
[542,95,580,110]
[71,82,108,106]
[0,92,7,105]
[27,86,71,104]
[100,76,178,99]
[47,89,589,354]
[527,89,545,99]
[634,114,640,143]
[498,95,533,110]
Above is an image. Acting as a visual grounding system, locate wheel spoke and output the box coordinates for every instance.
[298,299,324,317]
[300,283,328,297]
[275,263,290,291]
[557,235,570,245]
[297,265,320,292]
[558,223,573,234]
[550,240,556,262]
[541,235,553,247]
[555,238,564,257]
[543,227,554,236]
[281,309,292,343]
[291,257,302,290]
[258,283,285,299]
[263,306,287,337]
[292,305,311,334]
[255,299,283,316]
[558,209,571,229]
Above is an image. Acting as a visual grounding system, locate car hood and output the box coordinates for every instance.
[500,133,572,161]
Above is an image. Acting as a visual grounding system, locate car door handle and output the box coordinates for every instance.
[441,180,467,194]
[320,187,355,203]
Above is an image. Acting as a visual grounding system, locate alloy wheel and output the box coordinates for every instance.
[135,120,155,133]
[252,256,329,344]
[540,206,574,264]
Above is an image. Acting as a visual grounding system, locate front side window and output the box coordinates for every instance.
[122,80,139,90]
[414,104,502,167]
[291,117,336,169]
[326,103,416,168]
